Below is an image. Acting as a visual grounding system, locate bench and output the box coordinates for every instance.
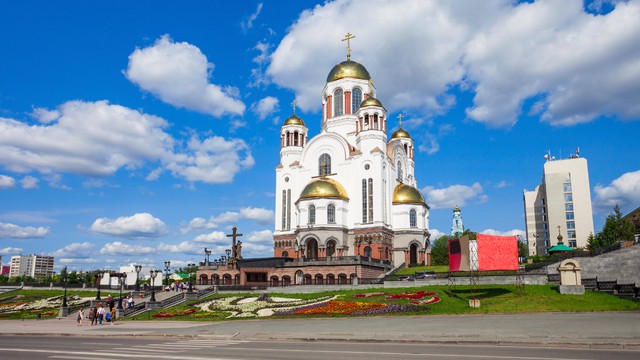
[597,280,617,294]
[581,277,597,290]
[615,283,636,298]
[547,274,560,284]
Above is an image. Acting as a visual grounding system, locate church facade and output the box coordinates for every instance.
[274,50,431,267]
[196,38,432,287]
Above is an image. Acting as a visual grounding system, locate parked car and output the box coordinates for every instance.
[398,276,415,281]
[414,271,437,279]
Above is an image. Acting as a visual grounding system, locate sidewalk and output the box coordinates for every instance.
[0,312,639,349]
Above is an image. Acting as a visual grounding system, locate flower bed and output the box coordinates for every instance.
[386,291,436,300]
[353,292,386,298]
[292,300,386,315]
[152,308,197,318]
[410,297,441,305]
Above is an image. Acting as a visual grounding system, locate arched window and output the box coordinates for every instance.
[410,209,417,227]
[352,88,362,113]
[373,114,379,129]
[364,114,369,129]
[364,246,372,257]
[319,153,331,176]
[397,161,403,181]
[308,205,316,225]
[334,88,343,116]
[293,131,299,146]
[282,251,289,258]
[326,240,336,257]
[362,179,368,223]
[327,204,335,224]
[285,131,290,146]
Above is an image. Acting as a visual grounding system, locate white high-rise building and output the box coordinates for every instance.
[523,150,594,255]
[9,254,55,278]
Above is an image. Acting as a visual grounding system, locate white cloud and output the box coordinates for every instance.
[481,229,525,238]
[125,34,245,118]
[429,228,446,241]
[0,175,15,189]
[0,222,49,239]
[157,241,204,255]
[50,242,94,258]
[422,182,486,209]
[193,231,227,244]
[593,170,640,212]
[164,134,254,184]
[0,247,23,255]
[99,241,156,256]
[182,207,273,233]
[267,0,640,127]
[90,213,167,239]
[59,258,99,264]
[20,176,39,189]
[246,229,273,243]
[30,107,60,123]
[251,96,280,120]
[0,100,253,184]
[242,2,263,32]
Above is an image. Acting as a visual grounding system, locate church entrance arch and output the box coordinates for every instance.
[326,239,336,257]
[410,243,419,265]
[306,238,318,259]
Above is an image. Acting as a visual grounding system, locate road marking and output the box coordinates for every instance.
[0,348,232,360]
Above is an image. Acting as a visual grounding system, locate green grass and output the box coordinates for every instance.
[395,265,449,276]
[0,289,97,320]
[3,286,640,321]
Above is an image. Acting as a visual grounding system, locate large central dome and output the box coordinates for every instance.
[299,177,349,200]
[326,60,371,82]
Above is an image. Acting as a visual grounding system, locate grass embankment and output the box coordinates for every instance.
[0,289,96,320]
[131,284,640,321]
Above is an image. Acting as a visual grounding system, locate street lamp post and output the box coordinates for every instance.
[134,264,142,292]
[149,270,160,302]
[531,234,539,256]
[164,261,171,289]
[187,263,195,293]
[115,273,126,310]
[94,270,104,300]
[61,267,68,308]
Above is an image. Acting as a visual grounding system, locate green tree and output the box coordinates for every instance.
[599,205,635,247]
[586,232,600,251]
[68,270,79,284]
[517,237,529,258]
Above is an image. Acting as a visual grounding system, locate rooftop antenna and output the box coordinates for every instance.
[342,32,356,61]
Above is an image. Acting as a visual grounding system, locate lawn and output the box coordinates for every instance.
[125,284,640,321]
[0,289,96,320]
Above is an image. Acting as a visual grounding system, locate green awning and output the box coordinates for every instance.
[548,242,573,253]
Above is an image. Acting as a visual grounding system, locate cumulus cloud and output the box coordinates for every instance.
[0,100,253,184]
[429,228,446,241]
[193,231,227,244]
[58,258,99,264]
[593,170,640,212]
[267,0,640,127]
[0,222,49,239]
[90,213,167,239]
[157,241,204,255]
[481,229,525,238]
[20,176,39,189]
[50,242,94,258]
[251,96,279,120]
[0,175,15,189]
[246,229,272,243]
[0,247,23,255]
[422,182,486,209]
[182,207,274,233]
[99,241,156,256]
[125,34,245,118]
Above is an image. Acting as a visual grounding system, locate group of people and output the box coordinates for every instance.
[75,293,136,326]
[165,281,188,292]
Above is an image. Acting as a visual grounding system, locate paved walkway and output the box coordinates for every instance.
[1,312,639,349]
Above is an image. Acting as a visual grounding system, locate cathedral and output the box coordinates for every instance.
[273,35,431,267]
[197,35,431,286]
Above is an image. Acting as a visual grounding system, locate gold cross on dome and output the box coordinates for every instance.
[291,99,297,115]
[342,32,356,60]
[397,113,404,128]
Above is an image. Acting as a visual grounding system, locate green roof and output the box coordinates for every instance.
[548,242,573,253]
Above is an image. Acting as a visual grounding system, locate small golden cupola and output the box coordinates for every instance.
[280,99,307,149]
[392,183,427,207]
[299,177,349,200]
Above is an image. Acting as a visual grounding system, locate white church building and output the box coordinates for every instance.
[273,40,432,267]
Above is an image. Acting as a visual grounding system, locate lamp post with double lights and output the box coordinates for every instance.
[149,270,160,302]
[61,267,68,308]
[134,264,142,292]
[114,273,126,310]
[94,270,104,300]
[164,261,171,289]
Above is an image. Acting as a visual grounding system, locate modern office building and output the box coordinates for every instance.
[8,254,55,278]
[523,150,594,255]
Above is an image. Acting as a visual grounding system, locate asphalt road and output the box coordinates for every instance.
[1,336,639,360]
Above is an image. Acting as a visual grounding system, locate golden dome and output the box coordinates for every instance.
[453,206,461,212]
[299,178,349,200]
[359,97,384,109]
[326,60,371,82]
[390,128,411,140]
[283,114,305,126]
[392,183,426,206]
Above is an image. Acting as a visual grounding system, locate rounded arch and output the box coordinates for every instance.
[410,208,417,227]
[334,88,344,116]
[212,274,220,285]
[326,273,336,284]
[282,275,292,286]
[270,275,279,286]
[315,273,324,285]
[295,270,304,285]
[352,87,363,113]
[326,238,337,257]
[338,273,348,284]
[299,132,350,168]
[327,203,336,224]
[222,274,232,285]
[304,273,313,285]
[363,245,372,257]
[319,153,331,176]
[410,243,419,265]
[198,274,208,285]
[305,238,319,259]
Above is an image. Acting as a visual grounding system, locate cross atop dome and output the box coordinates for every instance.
[342,32,356,60]
[397,113,404,128]
[291,99,297,115]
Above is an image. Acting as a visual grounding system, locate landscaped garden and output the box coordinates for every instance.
[2,285,639,321]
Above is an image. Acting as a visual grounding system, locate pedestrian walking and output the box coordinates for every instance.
[127,295,134,309]
[76,307,84,326]
[88,307,96,325]
[97,303,105,325]
[109,307,116,325]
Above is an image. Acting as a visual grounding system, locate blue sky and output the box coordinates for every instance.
[1,0,639,273]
